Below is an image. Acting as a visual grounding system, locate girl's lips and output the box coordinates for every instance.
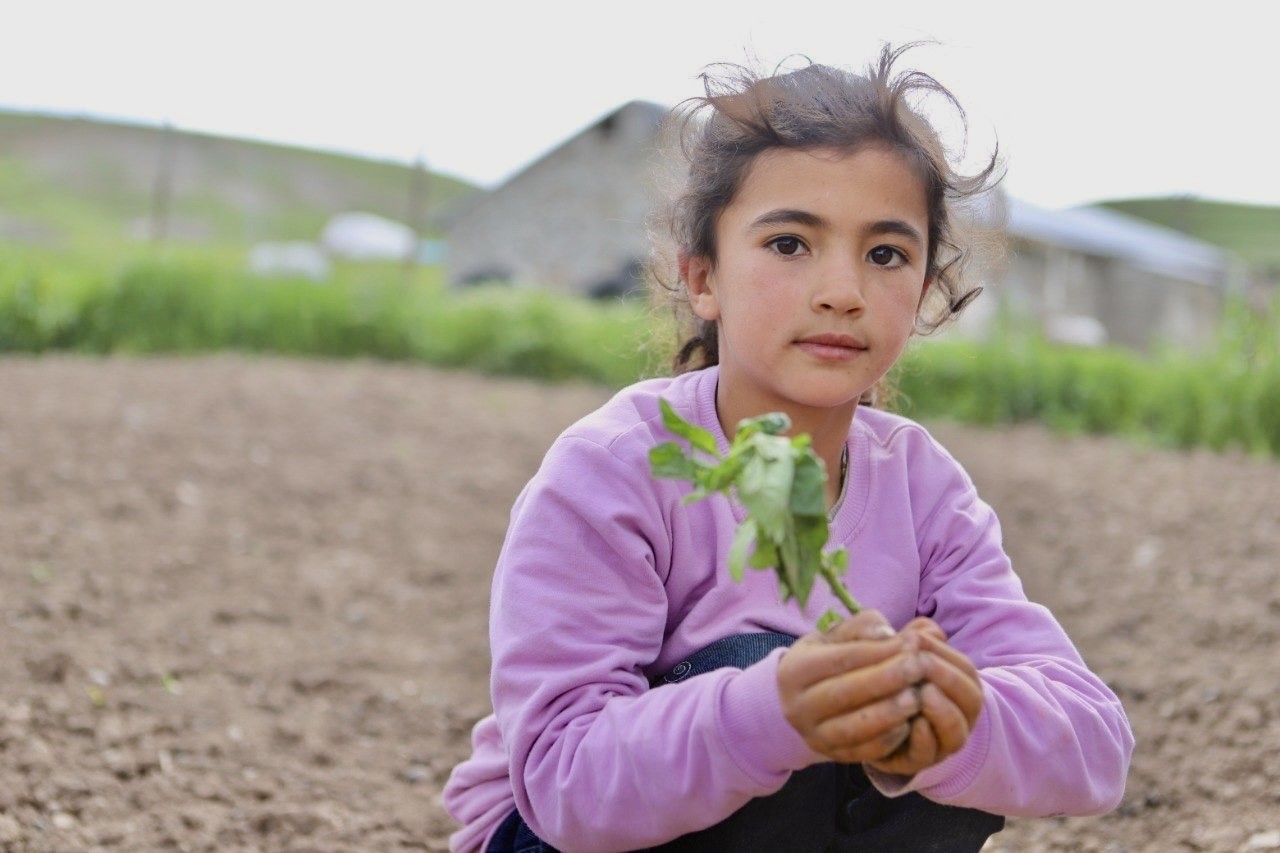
[795,334,866,360]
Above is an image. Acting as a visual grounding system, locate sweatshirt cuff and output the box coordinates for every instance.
[716,647,823,786]
[865,690,992,800]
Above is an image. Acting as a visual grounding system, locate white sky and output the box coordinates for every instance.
[5,1,1276,209]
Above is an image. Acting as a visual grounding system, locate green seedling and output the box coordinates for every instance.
[650,399,861,631]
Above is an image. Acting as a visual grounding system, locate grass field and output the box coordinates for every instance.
[896,309,1280,456]
[0,110,477,248]
[3,110,1278,459]
[3,243,1277,457]
[0,245,660,388]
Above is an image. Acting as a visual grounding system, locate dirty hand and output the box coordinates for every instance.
[865,618,984,777]
[777,609,926,764]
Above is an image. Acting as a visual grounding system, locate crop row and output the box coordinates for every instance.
[897,304,1280,456]
[2,250,1277,456]
[0,250,658,388]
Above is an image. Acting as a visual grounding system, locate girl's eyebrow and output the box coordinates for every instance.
[747,208,925,249]
[748,208,827,231]
[867,219,925,249]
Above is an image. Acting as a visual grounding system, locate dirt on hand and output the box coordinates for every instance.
[1,355,1277,852]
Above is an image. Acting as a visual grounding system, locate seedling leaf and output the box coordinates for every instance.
[790,453,827,517]
[650,442,699,480]
[659,398,719,456]
[736,412,790,439]
[728,518,756,582]
[750,536,778,570]
[736,445,793,541]
[647,399,862,626]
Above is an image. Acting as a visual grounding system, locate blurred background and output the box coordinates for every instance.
[3,0,1278,443]
[2,2,1278,851]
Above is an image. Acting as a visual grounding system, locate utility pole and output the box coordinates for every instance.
[404,150,428,280]
[150,120,176,245]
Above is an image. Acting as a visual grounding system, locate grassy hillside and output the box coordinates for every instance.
[0,110,477,250]
[1096,196,1280,275]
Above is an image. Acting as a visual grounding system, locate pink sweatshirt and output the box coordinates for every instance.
[443,366,1133,852]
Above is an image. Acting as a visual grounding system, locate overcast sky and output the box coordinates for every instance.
[5,1,1275,209]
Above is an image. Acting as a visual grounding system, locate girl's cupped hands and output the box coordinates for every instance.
[777,611,983,774]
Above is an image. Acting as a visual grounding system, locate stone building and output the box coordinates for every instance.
[446,101,665,297]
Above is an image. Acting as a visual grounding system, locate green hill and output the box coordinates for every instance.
[1095,196,1280,275]
[0,110,477,250]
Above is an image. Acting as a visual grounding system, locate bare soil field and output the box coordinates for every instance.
[1,355,1277,852]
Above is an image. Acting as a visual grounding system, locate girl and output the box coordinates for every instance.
[444,45,1133,852]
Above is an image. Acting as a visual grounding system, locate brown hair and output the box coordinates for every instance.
[648,43,1004,402]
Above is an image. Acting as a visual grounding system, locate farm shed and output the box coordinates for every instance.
[445,101,665,297]
[983,199,1243,351]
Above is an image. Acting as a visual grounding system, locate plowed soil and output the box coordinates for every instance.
[2,355,1277,852]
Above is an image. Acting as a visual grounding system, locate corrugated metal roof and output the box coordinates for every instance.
[1006,197,1231,287]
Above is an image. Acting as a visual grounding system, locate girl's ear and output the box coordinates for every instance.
[681,253,720,322]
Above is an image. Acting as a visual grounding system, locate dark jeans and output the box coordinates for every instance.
[487,633,1004,852]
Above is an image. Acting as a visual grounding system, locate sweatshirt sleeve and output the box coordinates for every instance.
[864,432,1134,816]
[488,435,820,852]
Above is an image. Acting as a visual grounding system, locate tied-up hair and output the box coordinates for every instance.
[648,43,1004,398]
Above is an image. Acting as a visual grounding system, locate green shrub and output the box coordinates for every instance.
[2,245,1277,458]
[895,298,1280,457]
[0,248,658,387]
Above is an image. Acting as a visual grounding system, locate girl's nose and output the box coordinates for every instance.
[813,263,868,314]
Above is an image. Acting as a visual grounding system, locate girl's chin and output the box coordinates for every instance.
[770,390,867,416]
[718,373,871,418]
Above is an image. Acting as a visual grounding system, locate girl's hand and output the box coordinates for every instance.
[866,619,984,777]
[777,610,926,764]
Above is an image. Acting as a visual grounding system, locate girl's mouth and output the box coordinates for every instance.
[795,333,867,361]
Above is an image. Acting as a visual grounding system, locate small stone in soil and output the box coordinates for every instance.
[0,814,21,843]
[1246,831,1280,850]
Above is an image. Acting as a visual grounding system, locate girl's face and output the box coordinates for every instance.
[684,145,931,426]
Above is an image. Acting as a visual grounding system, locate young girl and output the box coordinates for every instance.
[444,45,1133,852]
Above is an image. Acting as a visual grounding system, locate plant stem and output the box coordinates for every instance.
[822,566,862,615]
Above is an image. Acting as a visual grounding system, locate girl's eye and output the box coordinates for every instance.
[868,245,905,267]
[768,236,806,256]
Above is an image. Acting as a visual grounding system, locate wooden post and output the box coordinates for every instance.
[150,121,176,245]
[404,150,428,280]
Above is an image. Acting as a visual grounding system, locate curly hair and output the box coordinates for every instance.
[648,43,1004,399]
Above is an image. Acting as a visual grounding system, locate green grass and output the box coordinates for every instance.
[894,300,1280,456]
[0,245,661,388]
[0,110,477,247]
[3,244,1277,458]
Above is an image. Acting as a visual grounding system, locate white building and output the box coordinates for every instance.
[322,211,417,262]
